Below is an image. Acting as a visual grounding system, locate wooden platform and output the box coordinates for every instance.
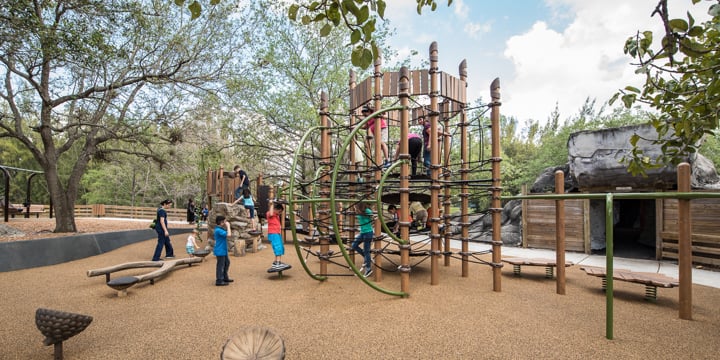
[580,266,679,302]
[502,257,574,278]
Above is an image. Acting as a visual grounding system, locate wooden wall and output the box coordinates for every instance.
[523,198,588,252]
[659,197,720,267]
[522,194,720,268]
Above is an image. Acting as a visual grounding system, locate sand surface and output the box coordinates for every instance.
[1,218,719,359]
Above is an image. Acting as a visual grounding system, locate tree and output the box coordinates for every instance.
[0,0,251,232]
[225,0,390,185]
[611,0,720,175]
[173,0,452,69]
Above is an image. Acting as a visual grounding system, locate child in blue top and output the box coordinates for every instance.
[351,202,375,277]
[233,188,257,231]
[213,216,233,286]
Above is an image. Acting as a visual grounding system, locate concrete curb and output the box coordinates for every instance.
[0,228,192,272]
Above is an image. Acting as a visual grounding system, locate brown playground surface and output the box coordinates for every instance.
[2,218,720,359]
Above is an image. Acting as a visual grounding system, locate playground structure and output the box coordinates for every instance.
[0,165,49,222]
[276,42,503,297]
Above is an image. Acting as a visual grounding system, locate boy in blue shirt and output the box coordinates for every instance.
[213,216,233,286]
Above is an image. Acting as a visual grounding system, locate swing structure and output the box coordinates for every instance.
[283,42,504,297]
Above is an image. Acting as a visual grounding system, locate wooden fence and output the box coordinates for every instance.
[9,204,188,222]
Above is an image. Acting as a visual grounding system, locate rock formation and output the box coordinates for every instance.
[206,202,259,256]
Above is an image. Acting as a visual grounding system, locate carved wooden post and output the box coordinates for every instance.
[429,41,441,285]
[678,162,692,319]
[372,50,384,282]
[319,91,330,276]
[490,78,502,292]
[555,170,566,295]
[399,66,411,293]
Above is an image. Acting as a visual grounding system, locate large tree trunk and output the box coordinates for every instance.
[43,162,78,233]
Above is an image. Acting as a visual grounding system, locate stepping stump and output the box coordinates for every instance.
[106,276,140,297]
[221,326,285,360]
[35,308,93,360]
[194,249,210,261]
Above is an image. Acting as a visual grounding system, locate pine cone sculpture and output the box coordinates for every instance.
[35,308,93,346]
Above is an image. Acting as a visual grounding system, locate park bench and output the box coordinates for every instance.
[8,204,46,218]
[580,266,679,302]
[502,256,574,278]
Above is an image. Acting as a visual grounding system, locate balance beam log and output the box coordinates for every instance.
[88,257,202,296]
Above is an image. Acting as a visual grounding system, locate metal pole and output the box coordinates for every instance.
[605,193,614,340]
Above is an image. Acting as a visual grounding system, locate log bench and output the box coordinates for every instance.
[502,257,574,278]
[87,257,202,297]
[580,266,679,302]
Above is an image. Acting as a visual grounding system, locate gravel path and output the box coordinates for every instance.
[2,219,719,359]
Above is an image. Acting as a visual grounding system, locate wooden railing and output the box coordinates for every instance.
[73,205,187,222]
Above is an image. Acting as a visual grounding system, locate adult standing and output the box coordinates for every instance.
[152,199,175,261]
[233,165,250,200]
[186,198,196,224]
[421,117,445,177]
[393,132,423,176]
[409,201,428,231]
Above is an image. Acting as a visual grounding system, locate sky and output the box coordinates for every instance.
[380,0,712,124]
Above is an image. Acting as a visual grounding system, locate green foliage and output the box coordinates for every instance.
[611,0,720,175]
[0,0,251,231]
[287,0,452,69]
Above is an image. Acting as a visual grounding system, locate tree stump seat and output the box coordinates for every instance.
[106,276,139,291]
[221,326,285,360]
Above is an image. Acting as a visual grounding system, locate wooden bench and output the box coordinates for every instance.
[9,204,46,218]
[502,257,574,278]
[580,266,679,302]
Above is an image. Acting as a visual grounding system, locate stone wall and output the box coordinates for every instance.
[205,202,259,256]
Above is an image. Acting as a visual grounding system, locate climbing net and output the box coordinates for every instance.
[281,49,503,296]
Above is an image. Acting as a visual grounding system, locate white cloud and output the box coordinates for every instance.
[454,0,469,19]
[464,21,492,39]
[502,0,713,122]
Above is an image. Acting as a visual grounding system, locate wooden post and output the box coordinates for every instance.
[677,162,692,320]
[372,50,384,282]
[555,170,566,295]
[348,70,357,266]
[490,78,502,292]
[399,66,411,293]
[319,91,330,277]
[429,42,440,285]
[459,60,470,277]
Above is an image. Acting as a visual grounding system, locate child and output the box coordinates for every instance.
[266,201,287,270]
[352,202,375,277]
[362,105,390,168]
[233,188,257,231]
[385,204,400,236]
[186,229,200,256]
[201,205,209,222]
[213,216,233,286]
